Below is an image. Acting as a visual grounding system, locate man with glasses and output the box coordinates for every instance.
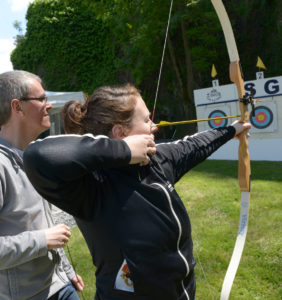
[0,70,84,299]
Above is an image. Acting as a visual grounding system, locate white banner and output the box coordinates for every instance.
[194,76,282,106]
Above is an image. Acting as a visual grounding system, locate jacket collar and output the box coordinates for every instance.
[0,137,23,158]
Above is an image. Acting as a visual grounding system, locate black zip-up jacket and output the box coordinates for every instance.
[24,127,235,300]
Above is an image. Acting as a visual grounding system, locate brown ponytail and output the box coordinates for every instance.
[62,84,140,136]
[62,98,88,134]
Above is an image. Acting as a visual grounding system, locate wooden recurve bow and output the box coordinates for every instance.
[210,1,251,299]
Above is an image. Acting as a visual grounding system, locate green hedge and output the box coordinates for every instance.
[11,0,117,93]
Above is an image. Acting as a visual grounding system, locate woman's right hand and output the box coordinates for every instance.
[123,134,156,165]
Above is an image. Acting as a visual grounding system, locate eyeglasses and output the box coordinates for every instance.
[20,96,48,105]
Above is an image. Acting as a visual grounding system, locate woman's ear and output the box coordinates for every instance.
[111,124,126,139]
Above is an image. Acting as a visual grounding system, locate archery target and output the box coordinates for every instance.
[208,110,228,128]
[250,106,273,129]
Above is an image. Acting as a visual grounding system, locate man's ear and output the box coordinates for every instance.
[11,99,23,114]
[111,124,125,139]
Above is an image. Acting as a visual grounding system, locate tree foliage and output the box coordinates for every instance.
[11,0,117,93]
[80,0,282,134]
[11,0,282,135]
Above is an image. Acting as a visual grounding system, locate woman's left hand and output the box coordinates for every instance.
[231,120,252,138]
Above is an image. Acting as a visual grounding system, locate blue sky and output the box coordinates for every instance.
[0,0,33,73]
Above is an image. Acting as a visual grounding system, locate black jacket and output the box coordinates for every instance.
[24,127,235,300]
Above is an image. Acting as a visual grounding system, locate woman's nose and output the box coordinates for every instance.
[150,122,158,133]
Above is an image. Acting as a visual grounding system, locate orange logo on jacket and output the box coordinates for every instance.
[115,259,134,292]
[121,263,133,287]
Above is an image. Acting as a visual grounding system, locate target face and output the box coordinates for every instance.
[251,106,273,129]
[208,110,228,128]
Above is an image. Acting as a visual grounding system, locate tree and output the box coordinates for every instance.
[11,0,117,93]
[84,0,224,134]
[13,21,25,46]
[11,0,282,136]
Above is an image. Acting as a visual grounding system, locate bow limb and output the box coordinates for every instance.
[210,1,251,299]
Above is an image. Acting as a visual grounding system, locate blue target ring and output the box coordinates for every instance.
[251,106,273,129]
[208,110,227,128]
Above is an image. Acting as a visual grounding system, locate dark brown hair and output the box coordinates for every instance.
[62,84,140,136]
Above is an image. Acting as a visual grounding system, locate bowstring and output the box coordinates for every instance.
[152,0,174,122]
[152,1,216,298]
[66,244,86,300]
[194,248,216,299]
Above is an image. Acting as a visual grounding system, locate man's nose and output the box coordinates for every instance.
[46,99,53,110]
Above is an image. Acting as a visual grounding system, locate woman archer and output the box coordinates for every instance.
[24,83,251,300]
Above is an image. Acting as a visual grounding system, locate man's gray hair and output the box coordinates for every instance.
[0,70,42,126]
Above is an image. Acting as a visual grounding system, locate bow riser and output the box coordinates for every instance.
[230,61,251,192]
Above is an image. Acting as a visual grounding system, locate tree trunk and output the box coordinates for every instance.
[181,18,196,130]
[167,34,185,98]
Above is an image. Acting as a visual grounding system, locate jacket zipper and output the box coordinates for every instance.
[42,200,68,284]
[152,182,190,300]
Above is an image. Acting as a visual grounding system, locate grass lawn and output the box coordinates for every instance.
[66,160,282,300]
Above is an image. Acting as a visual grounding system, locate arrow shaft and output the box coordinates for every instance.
[156,115,240,127]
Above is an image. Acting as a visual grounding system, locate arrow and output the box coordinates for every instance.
[155,115,240,127]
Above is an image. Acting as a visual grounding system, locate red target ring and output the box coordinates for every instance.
[251,106,273,129]
[208,110,227,128]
